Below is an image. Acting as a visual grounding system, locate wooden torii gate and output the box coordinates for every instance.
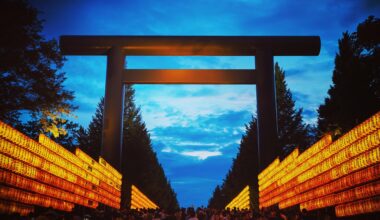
[60,36,320,171]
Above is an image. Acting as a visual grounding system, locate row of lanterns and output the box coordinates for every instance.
[259,135,332,194]
[0,168,97,208]
[0,140,98,200]
[300,180,380,211]
[0,200,34,216]
[278,163,380,209]
[335,197,380,217]
[269,146,380,209]
[259,149,299,190]
[0,120,121,192]
[258,111,380,217]
[75,148,121,188]
[40,134,122,189]
[131,185,159,210]
[225,186,250,210]
[0,185,74,211]
[261,110,379,194]
[259,135,333,203]
[0,120,122,215]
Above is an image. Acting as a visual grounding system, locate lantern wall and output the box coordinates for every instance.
[225,185,250,210]
[0,120,122,216]
[130,185,159,210]
[258,111,380,217]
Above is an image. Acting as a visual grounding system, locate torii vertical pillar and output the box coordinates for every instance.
[255,49,278,171]
[102,46,125,170]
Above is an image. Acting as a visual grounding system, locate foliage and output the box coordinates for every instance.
[275,63,314,155]
[0,0,75,136]
[20,117,80,151]
[77,87,179,210]
[318,16,380,137]
[208,118,259,210]
[76,98,104,159]
[121,85,179,210]
[208,63,311,210]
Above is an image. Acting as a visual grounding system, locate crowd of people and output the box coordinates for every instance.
[119,207,314,220]
[0,206,333,220]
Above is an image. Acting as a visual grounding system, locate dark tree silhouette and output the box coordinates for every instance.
[76,126,90,151]
[79,86,179,210]
[275,63,313,155]
[121,85,179,210]
[77,98,105,159]
[318,16,380,137]
[208,118,259,210]
[208,185,223,209]
[0,0,75,136]
[208,63,312,210]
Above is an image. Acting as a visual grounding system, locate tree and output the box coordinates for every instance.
[49,121,80,151]
[0,0,75,136]
[208,63,312,210]
[208,185,223,209]
[78,98,104,159]
[318,16,380,136]
[121,85,179,210]
[21,117,80,151]
[208,118,259,210]
[76,98,104,159]
[275,63,313,155]
[81,87,179,210]
[76,126,90,152]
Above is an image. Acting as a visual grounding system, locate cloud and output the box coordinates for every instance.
[202,110,252,128]
[180,150,222,160]
[149,110,251,154]
[135,85,256,132]
[303,109,317,119]
[285,69,304,77]
[292,91,310,103]
[161,147,173,153]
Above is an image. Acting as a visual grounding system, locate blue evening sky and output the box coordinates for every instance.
[30,0,379,207]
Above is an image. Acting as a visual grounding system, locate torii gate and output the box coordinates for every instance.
[60,36,320,171]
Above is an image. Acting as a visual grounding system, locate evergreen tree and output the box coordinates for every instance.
[208,63,311,210]
[77,98,105,159]
[208,185,223,209]
[121,85,179,210]
[0,0,75,136]
[275,63,312,155]
[81,87,179,210]
[208,119,259,210]
[318,16,380,136]
[76,126,90,152]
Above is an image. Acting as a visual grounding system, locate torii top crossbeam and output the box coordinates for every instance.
[60,36,320,56]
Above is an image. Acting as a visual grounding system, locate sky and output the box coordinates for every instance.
[30,0,380,207]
